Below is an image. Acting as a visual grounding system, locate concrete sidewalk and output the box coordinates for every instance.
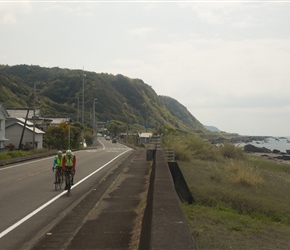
[32,149,150,250]
[67,149,150,249]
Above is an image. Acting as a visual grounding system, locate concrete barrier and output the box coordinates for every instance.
[140,149,196,249]
[168,161,195,204]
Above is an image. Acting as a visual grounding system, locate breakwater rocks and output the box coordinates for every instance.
[243,144,290,161]
[210,135,272,145]
[209,136,290,161]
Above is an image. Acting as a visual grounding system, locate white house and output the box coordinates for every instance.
[137,132,153,145]
[0,103,9,151]
[5,118,45,150]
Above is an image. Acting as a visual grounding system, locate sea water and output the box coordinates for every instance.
[236,137,290,153]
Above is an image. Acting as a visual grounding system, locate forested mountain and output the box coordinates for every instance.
[0,64,206,134]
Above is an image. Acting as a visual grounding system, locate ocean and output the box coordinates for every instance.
[236,137,290,153]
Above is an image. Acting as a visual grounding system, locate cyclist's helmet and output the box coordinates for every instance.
[66,149,72,156]
[57,151,62,155]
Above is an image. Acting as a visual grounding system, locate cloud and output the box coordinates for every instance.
[179,2,290,31]
[0,3,32,24]
[128,27,156,36]
[1,1,290,136]
[193,104,290,136]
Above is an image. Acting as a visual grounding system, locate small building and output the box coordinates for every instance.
[137,132,153,145]
[0,103,9,151]
[47,118,67,126]
[5,118,45,150]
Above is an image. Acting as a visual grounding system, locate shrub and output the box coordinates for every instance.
[0,150,29,160]
[0,152,12,160]
[226,160,264,187]
[162,134,222,162]
[219,142,245,159]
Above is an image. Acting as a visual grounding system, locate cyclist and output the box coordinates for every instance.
[52,151,63,183]
[62,149,76,190]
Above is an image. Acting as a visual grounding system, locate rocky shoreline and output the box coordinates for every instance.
[210,135,290,163]
[246,152,290,165]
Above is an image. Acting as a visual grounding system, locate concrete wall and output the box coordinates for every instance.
[140,149,196,250]
[0,106,8,150]
[5,123,43,149]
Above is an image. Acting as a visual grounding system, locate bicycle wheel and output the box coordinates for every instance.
[58,172,62,189]
[54,174,59,191]
[58,174,63,190]
[55,173,61,191]
[66,172,71,196]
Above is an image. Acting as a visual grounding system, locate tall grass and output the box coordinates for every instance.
[162,134,290,224]
[162,134,223,161]
[166,134,290,248]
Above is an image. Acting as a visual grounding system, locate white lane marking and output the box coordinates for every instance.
[0,148,132,239]
[0,145,128,171]
[0,157,55,171]
[97,138,106,150]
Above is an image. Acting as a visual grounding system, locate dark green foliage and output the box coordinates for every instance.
[44,122,82,149]
[159,96,205,131]
[0,150,29,160]
[0,64,207,133]
[106,120,127,137]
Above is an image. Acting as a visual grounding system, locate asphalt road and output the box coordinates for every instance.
[0,138,132,250]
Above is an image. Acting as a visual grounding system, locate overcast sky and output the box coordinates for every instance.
[1,1,290,136]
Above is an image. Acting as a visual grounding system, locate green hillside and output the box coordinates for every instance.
[0,64,207,134]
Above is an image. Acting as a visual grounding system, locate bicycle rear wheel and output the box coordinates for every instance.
[66,172,71,196]
[54,175,59,191]
[58,173,63,190]
[55,173,61,191]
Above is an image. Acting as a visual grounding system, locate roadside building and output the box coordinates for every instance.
[0,103,9,151]
[5,118,45,150]
[137,132,153,145]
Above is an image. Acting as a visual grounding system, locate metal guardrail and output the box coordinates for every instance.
[163,148,175,162]
[149,136,162,149]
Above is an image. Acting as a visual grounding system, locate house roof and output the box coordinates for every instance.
[138,132,153,138]
[6,117,33,127]
[6,108,40,119]
[15,117,34,125]
[15,122,45,134]
[5,118,45,134]
[46,118,67,125]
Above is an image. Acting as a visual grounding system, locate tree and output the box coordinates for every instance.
[44,122,82,149]
[106,120,127,137]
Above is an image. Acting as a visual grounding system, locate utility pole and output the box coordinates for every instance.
[76,94,79,122]
[67,118,71,149]
[33,83,36,149]
[82,69,85,144]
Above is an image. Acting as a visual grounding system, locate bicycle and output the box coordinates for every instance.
[54,167,63,191]
[64,168,73,196]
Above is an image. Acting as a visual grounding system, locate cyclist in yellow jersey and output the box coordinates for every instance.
[52,151,63,183]
[62,149,76,189]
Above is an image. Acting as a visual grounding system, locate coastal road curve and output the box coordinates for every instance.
[0,137,132,250]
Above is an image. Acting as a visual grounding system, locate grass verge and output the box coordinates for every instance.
[178,158,290,249]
